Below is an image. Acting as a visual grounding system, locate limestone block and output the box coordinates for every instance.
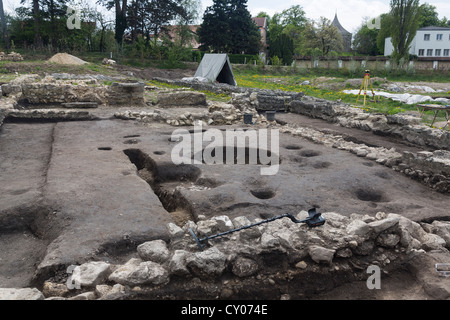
[108,258,169,286]
[0,288,44,300]
[137,239,170,263]
[157,91,207,106]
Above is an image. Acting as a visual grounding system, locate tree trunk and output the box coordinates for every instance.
[114,0,127,46]
[33,0,42,48]
[49,0,56,51]
[0,0,9,51]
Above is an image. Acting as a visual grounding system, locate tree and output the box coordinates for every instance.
[197,0,259,54]
[98,0,128,45]
[313,17,343,56]
[9,0,101,52]
[169,0,200,48]
[19,0,43,48]
[160,0,200,66]
[279,5,306,28]
[389,0,421,63]
[279,5,306,55]
[268,33,293,65]
[228,0,260,54]
[41,0,67,50]
[147,0,186,46]
[9,6,35,48]
[266,13,283,44]
[197,0,230,52]
[353,20,380,55]
[96,11,113,52]
[301,19,320,53]
[376,13,392,54]
[419,3,441,28]
[126,0,186,48]
[0,0,8,51]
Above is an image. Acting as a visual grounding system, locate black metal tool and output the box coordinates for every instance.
[189,208,325,251]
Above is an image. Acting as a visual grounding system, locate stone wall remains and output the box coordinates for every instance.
[152,77,304,111]
[4,210,450,300]
[289,96,450,151]
[106,82,145,106]
[1,75,145,107]
[21,83,106,105]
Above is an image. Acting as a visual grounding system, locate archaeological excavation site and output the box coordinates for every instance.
[1,59,450,301]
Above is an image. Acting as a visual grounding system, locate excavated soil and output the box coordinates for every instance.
[47,53,88,65]
[1,64,450,300]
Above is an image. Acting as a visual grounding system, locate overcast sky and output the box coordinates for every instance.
[202,0,450,33]
[3,0,450,34]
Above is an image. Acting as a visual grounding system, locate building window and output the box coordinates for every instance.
[427,49,433,56]
[424,34,430,41]
[435,49,441,56]
[444,49,450,56]
[437,34,443,41]
[418,49,424,56]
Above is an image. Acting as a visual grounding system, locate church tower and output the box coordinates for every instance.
[331,13,352,52]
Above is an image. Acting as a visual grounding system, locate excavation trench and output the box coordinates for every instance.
[194,146,281,166]
[123,149,198,225]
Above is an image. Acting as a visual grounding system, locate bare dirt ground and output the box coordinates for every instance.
[1,62,449,300]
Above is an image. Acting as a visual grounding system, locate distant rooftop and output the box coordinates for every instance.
[252,17,267,28]
[331,13,351,35]
[418,26,450,31]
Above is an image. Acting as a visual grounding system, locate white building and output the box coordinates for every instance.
[384,26,450,58]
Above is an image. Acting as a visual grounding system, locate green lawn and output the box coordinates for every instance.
[232,68,449,128]
[1,51,448,129]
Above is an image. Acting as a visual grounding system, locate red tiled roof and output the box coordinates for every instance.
[252,17,266,28]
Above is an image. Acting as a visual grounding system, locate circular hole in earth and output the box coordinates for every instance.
[123,139,141,144]
[188,129,207,134]
[250,189,276,199]
[284,145,302,150]
[153,151,166,155]
[194,146,281,165]
[169,137,181,142]
[289,156,306,165]
[312,161,331,169]
[98,147,112,151]
[300,150,321,157]
[355,188,384,202]
[195,177,223,188]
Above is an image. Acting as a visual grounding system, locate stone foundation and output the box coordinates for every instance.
[289,97,450,151]
[153,77,304,112]
[21,83,106,105]
[5,211,450,300]
[1,75,145,107]
[399,150,450,193]
[106,82,145,106]
[156,91,207,107]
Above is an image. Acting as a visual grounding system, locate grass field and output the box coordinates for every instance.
[1,51,448,128]
[232,67,449,128]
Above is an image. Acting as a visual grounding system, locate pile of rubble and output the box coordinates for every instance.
[0,51,24,61]
[2,210,449,300]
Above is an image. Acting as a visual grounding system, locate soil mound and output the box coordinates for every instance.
[48,53,88,65]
